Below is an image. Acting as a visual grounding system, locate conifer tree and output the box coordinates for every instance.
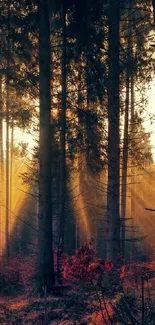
[107,0,120,264]
[38,0,55,291]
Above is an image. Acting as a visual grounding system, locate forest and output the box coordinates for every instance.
[1,0,155,324]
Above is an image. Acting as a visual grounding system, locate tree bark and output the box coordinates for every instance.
[129,0,135,262]
[107,0,120,264]
[57,5,67,283]
[121,72,130,260]
[121,2,132,260]
[38,0,55,292]
[59,5,67,252]
[9,115,14,238]
[0,75,4,256]
[130,73,135,262]
[76,62,83,250]
[5,0,11,260]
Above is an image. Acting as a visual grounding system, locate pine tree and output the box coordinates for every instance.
[38,0,55,292]
[0,75,4,256]
[107,0,120,265]
[5,0,11,260]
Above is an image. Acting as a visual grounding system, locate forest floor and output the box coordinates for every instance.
[1,250,155,324]
[0,289,110,325]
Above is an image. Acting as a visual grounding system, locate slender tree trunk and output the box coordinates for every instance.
[57,5,67,283]
[59,5,67,252]
[6,82,10,260]
[5,0,11,260]
[130,73,135,262]
[121,3,132,259]
[107,0,120,264]
[129,0,135,262]
[121,73,130,260]
[76,63,82,250]
[38,0,55,292]
[10,118,14,233]
[0,76,2,255]
[0,75,4,256]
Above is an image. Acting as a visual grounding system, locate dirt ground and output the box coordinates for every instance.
[0,291,110,325]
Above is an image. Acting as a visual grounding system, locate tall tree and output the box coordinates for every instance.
[107,0,120,264]
[0,75,4,256]
[56,3,67,283]
[130,72,136,261]
[121,0,132,260]
[38,0,55,292]
[121,75,130,260]
[5,0,11,260]
[59,3,67,253]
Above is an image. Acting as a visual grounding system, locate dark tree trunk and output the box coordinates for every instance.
[59,5,67,252]
[38,0,55,292]
[107,0,120,264]
[57,5,67,283]
[121,3,132,259]
[130,73,135,262]
[5,80,10,260]
[129,0,135,262]
[5,0,11,260]
[9,116,14,238]
[0,75,4,256]
[76,63,83,250]
[121,72,130,260]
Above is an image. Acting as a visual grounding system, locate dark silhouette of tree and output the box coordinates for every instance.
[38,0,55,292]
[107,0,121,265]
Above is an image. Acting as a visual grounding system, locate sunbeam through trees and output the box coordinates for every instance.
[1,0,155,324]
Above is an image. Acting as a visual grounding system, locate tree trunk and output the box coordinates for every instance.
[107,0,120,264]
[0,75,2,255]
[121,72,130,260]
[38,0,55,292]
[129,0,135,263]
[5,0,11,260]
[9,116,14,237]
[0,75,4,256]
[130,73,135,262]
[76,63,82,250]
[5,81,10,260]
[121,2,132,260]
[59,5,67,251]
[57,5,67,283]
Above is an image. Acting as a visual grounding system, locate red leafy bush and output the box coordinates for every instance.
[61,244,113,283]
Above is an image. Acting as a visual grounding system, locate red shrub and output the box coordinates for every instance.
[61,244,113,283]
